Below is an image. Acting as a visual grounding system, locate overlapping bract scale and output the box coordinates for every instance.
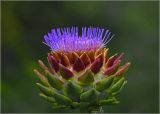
[34,48,130,112]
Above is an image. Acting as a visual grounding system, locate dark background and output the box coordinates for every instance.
[2,1,159,113]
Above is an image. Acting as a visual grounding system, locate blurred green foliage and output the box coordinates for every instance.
[1,1,159,113]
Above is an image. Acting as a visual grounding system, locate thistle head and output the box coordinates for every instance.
[34,26,131,112]
[44,27,114,52]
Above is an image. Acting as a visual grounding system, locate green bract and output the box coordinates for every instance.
[34,47,130,113]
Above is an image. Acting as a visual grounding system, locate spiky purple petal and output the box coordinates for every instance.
[44,27,114,52]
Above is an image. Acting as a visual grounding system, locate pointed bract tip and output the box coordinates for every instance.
[61,54,70,67]
[73,57,85,72]
[104,60,121,76]
[47,54,59,72]
[38,59,48,70]
[90,58,103,74]
[80,52,91,67]
[59,64,74,80]
[78,70,94,84]
[115,62,131,76]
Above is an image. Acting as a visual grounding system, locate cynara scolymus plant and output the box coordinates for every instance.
[34,27,131,113]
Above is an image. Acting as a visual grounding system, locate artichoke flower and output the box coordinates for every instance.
[34,27,131,113]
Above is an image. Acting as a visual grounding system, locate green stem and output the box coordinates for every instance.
[80,106,103,113]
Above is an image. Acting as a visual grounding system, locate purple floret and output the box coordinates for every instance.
[44,27,114,52]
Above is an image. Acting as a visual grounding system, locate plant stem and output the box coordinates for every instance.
[80,106,103,113]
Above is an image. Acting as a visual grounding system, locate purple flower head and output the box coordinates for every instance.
[44,27,114,52]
